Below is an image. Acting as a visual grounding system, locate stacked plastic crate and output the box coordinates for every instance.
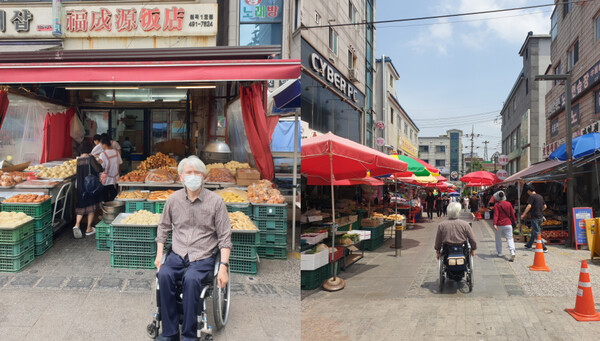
[2,199,52,257]
[0,217,35,272]
[95,220,111,251]
[253,204,288,260]
[109,213,158,269]
[226,202,259,274]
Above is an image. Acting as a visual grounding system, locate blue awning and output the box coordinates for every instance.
[269,79,300,114]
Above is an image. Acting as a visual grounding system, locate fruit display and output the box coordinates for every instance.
[119,170,148,183]
[228,211,258,231]
[247,180,285,204]
[121,210,161,225]
[337,233,360,246]
[205,168,236,183]
[34,159,77,179]
[224,161,250,176]
[541,219,562,226]
[216,189,248,203]
[116,190,149,200]
[0,211,32,228]
[145,169,176,183]
[137,152,177,171]
[148,190,176,201]
[3,194,50,203]
[541,230,568,239]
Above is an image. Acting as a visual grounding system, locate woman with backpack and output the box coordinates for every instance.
[98,135,120,202]
[73,153,103,238]
[493,190,516,261]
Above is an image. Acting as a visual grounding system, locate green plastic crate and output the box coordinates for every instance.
[110,252,156,269]
[258,231,286,246]
[252,204,287,220]
[34,235,52,257]
[0,220,34,244]
[230,257,258,275]
[0,248,34,272]
[226,204,252,217]
[125,201,155,213]
[257,246,286,259]
[155,202,166,214]
[301,261,340,290]
[95,221,111,240]
[361,235,384,251]
[253,219,286,233]
[33,213,52,232]
[34,226,52,244]
[110,225,156,241]
[0,236,34,257]
[231,231,259,245]
[1,200,51,218]
[96,238,110,251]
[110,240,157,254]
[231,244,257,259]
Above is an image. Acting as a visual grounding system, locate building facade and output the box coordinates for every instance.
[299,0,373,144]
[418,129,463,180]
[500,32,551,175]
[373,56,419,156]
[543,1,600,156]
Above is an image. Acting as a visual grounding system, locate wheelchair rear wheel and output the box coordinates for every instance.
[438,258,445,292]
[213,266,231,330]
[466,254,474,292]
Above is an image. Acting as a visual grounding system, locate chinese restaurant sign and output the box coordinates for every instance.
[0,3,217,39]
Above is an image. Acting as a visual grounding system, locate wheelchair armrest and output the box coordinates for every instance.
[161,243,173,265]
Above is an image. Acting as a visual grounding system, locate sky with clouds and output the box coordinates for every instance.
[375,0,552,158]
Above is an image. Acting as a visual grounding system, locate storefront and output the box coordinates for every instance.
[300,39,365,143]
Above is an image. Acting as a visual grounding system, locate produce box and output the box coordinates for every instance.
[257,246,286,260]
[254,219,286,233]
[1,199,51,219]
[231,244,257,259]
[301,248,329,271]
[0,236,33,257]
[236,178,260,186]
[110,252,155,269]
[125,201,155,213]
[301,261,340,291]
[513,235,528,243]
[361,235,383,251]
[300,232,327,245]
[361,218,381,227]
[96,239,110,252]
[345,230,371,241]
[236,168,260,180]
[252,204,287,220]
[230,256,258,275]
[34,235,52,257]
[0,248,34,272]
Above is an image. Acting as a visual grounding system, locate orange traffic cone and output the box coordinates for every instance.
[565,260,600,321]
[529,234,550,272]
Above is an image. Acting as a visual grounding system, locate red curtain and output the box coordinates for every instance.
[40,108,74,163]
[0,90,9,131]
[240,83,275,180]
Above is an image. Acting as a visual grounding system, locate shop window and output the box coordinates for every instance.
[568,40,579,72]
[329,27,338,55]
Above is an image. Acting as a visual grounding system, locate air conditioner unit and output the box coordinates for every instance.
[349,68,359,82]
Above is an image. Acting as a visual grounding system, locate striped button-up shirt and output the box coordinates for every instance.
[156,188,232,262]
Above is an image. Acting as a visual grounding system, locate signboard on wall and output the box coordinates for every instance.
[375,137,385,147]
[0,3,217,39]
[572,207,593,249]
[498,155,508,166]
[550,118,559,137]
[400,137,417,157]
[239,0,282,23]
[520,110,529,147]
[496,169,508,181]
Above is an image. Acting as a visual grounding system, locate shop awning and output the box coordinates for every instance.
[500,159,564,185]
[0,59,300,84]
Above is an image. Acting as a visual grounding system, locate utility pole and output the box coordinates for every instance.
[483,141,489,161]
[470,125,474,172]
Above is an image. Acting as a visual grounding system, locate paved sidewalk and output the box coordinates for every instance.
[0,228,300,341]
[301,212,600,340]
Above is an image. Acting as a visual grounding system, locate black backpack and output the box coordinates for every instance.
[83,158,102,197]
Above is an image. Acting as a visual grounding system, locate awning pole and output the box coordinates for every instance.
[517,181,522,235]
[329,152,337,281]
[291,108,299,251]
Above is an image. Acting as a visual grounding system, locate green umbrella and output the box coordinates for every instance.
[390,154,430,176]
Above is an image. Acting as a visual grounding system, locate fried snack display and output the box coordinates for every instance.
[371,212,387,219]
[145,169,176,183]
[228,211,258,231]
[224,161,250,176]
[4,194,50,203]
[247,180,285,204]
[148,190,176,201]
[0,211,32,228]
[116,190,149,200]
[119,170,148,182]
[121,210,161,225]
[34,159,77,179]
[137,152,177,171]
[205,168,235,183]
[386,214,406,221]
[206,163,225,174]
[216,189,248,203]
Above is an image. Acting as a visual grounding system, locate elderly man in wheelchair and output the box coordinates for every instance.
[434,202,477,292]
[149,156,232,341]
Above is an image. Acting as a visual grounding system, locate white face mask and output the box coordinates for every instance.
[183,175,203,191]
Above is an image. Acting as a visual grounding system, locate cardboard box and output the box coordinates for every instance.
[361,218,381,227]
[345,230,371,241]
[513,235,529,243]
[236,178,260,186]
[301,249,329,271]
[237,168,260,180]
[347,215,358,224]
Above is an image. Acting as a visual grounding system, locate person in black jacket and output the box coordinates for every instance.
[73,154,104,238]
[425,191,435,221]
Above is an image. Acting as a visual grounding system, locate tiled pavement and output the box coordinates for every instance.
[0,227,300,341]
[301,212,600,340]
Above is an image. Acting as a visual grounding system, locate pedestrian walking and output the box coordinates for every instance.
[435,194,443,217]
[469,192,479,220]
[425,191,435,221]
[493,190,516,261]
[463,196,469,212]
[73,154,103,238]
[442,195,449,216]
[97,135,120,202]
[521,183,548,252]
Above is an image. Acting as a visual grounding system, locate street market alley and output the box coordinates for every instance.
[301,212,600,340]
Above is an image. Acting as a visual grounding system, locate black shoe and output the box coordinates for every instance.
[524,245,532,249]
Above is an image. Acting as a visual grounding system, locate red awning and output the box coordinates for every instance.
[307,176,385,186]
[0,59,300,84]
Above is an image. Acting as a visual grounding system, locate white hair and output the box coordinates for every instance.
[447,202,462,219]
[178,156,206,175]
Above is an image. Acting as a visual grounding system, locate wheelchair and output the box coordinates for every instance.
[147,245,230,341]
[438,241,473,292]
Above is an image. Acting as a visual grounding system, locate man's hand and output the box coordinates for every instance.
[471,250,475,257]
[154,251,163,270]
[436,251,440,260]
[493,225,498,231]
[217,264,229,288]
[520,214,525,220]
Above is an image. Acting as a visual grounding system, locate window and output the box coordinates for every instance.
[596,15,600,41]
[554,62,561,85]
[512,99,516,112]
[315,11,321,24]
[436,146,446,153]
[348,1,357,24]
[568,40,579,71]
[347,49,355,69]
[422,159,429,164]
[435,160,445,167]
[525,47,529,60]
[239,1,283,47]
[239,24,282,46]
[404,122,408,134]
[389,75,393,87]
[390,108,394,124]
[551,9,557,41]
[328,27,338,55]
[419,145,429,153]
[526,78,529,95]
[563,1,571,19]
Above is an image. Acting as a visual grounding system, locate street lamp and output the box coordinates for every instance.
[534,73,573,247]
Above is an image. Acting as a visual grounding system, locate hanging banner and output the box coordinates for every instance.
[572,207,593,249]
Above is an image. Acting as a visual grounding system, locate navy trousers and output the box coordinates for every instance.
[157,252,214,339]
